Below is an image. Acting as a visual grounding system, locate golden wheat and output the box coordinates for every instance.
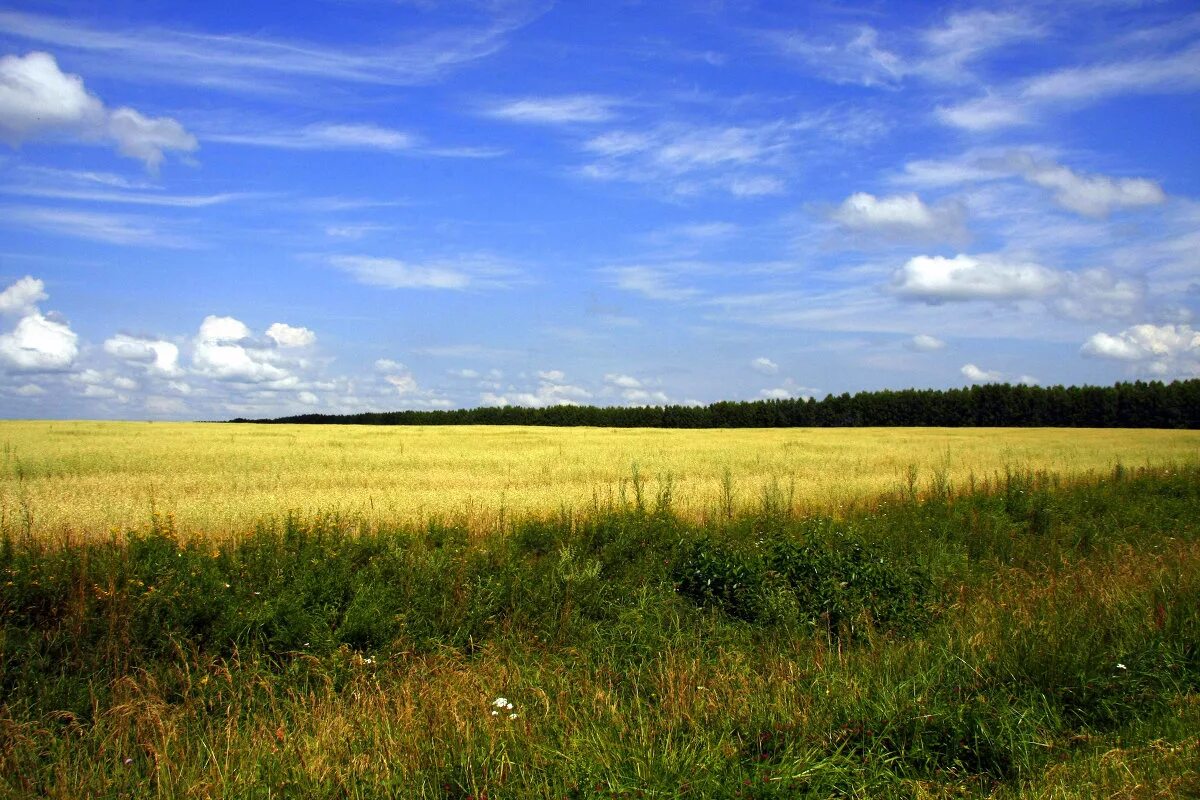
[1,420,1197,541]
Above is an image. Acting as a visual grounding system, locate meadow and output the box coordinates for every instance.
[1,422,1198,798]
[2,421,1198,542]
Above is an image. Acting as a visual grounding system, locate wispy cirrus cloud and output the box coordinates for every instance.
[764,9,1043,88]
[329,254,517,291]
[0,7,544,94]
[482,94,623,124]
[205,123,418,151]
[606,265,703,302]
[937,43,1200,130]
[1,205,193,247]
[895,148,1167,218]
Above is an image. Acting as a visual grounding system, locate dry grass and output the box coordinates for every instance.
[2,420,1198,541]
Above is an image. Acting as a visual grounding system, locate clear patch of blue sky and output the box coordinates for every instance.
[0,0,1197,418]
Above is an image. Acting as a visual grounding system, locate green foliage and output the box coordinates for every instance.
[239,378,1200,429]
[2,465,1199,797]
[674,531,933,636]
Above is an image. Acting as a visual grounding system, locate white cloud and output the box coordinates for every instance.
[961,363,1002,383]
[831,192,965,240]
[385,373,419,394]
[620,388,669,405]
[266,322,316,348]
[767,26,903,88]
[896,149,1167,218]
[894,254,1060,302]
[297,391,319,405]
[0,311,78,371]
[192,315,290,383]
[0,275,47,315]
[0,50,103,141]
[2,206,190,247]
[581,121,795,198]
[600,372,668,403]
[758,378,819,400]
[199,316,250,343]
[105,106,196,171]
[1017,375,1040,386]
[750,357,779,375]
[483,95,620,124]
[0,51,195,169]
[329,255,511,290]
[1081,323,1200,376]
[908,334,945,351]
[14,383,44,396]
[375,358,406,373]
[1055,269,1143,321]
[207,123,417,152]
[603,373,641,389]
[0,274,77,372]
[482,370,592,408]
[0,8,537,93]
[728,175,785,197]
[609,266,701,302]
[768,11,1039,88]
[935,95,1030,130]
[1021,162,1165,217]
[324,224,388,240]
[937,43,1200,130]
[104,333,181,375]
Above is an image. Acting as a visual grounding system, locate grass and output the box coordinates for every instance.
[2,461,1198,798]
[1,420,1198,542]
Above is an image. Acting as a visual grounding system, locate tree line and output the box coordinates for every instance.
[233,379,1200,429]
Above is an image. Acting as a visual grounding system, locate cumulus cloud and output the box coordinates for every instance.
[1081,323,1200,376]
[961,363,1002,383]
[0,275,47,316]
[750,357,779,375]
[0,51,196,169]
[192,315,291,383]
[601,372,667,404]
[894,253,1059,302]
[908,334,946,351]
[831,192,965,240]
[759,378,819,400]
[483,370,592,408]
[372,358,450,407]
[0,275,77,372]
[375,358,406,373]
[1021,161,1165,218]
[266,322,316,348]
[104,333,181,375]
[0,311,78,371]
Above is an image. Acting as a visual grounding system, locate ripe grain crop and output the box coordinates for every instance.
[1,421,1197,542]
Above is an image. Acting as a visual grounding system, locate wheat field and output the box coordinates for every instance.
[2,420,1198,541]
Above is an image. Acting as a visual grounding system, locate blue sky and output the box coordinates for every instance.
[0,0,1197,419]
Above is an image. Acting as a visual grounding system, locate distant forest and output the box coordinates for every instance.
[233,379,1200,429]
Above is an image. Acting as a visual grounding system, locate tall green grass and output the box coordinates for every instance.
[2,465,1197,798]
